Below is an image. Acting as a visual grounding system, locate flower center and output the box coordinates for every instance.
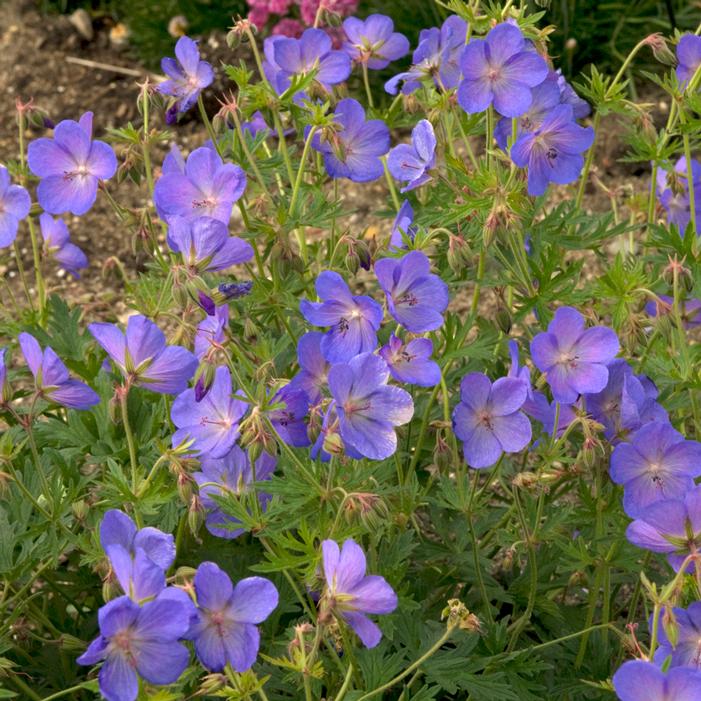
[478,410,493,430]
[192,197,217,210]
[113,630,132,652]
[398,292,419,307]
[63,165,90,181]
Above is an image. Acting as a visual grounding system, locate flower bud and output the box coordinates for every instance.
[194,361,216,402]
[447,234,470,274]
[495,307,512,334]
[71,500,89,522]
[177,471,194,504]
[322,431,345,457]
[433,432,451,472]
[662,606,679,648]
[643,33,676,65]
[188,496,205,538]
[271,239,304,276]
[244,317,259,340]
[346,249,360,275]
[226,28,243,50]
[198,673,228,695]
[58,634,86,653]
[248,440,264,466]
[102,571,122,602]
[355,240,372,270]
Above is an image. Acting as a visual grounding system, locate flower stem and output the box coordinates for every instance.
[507,485,538,649]
[356,624,456,701]
[231,109,274,204]
[470,246,486,315]
[119,385,141,525]
[288,126,318,263]
[361,62,374,109]
[12,241,35,313]
[334,663,354,701]
[574,110,601,210]
[17,110,46,319]
[680,109,698,240]
[141,85,155,197]
[382,155,401,212]
[198,95,223,159]
[485,106,494,168]
[26,216,46,319]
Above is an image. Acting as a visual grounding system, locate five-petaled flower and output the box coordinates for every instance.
[626,484,701,572]
[300,271,383,364]
[90,315,197,395]
[100,510,175,602]
[187,561,278,672]
[328,352,413,460]
[77,591,193,701]
[511,104,595,196]
[610,421,701,517]
[375,251,449,333]
[171,365,248,458]
[167,215,253,273]
[263,28,351,97]
[28,111,117,216]
[158,36,214,120]
[154,145,247,224]
[457,23,548,118]
[385,15,467,95]
[18,332,99,410]
[194,446,276,539]
[530,306,619,404]
[342,14,410,69]
[321,538,397,648]
[311,99,390,183]
[452,371,532,469]
[379,333,441,387]
[39,213,88,277]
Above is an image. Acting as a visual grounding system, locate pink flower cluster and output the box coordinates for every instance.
[247,0,359,38]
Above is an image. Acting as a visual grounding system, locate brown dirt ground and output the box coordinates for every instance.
[0,0,664,325]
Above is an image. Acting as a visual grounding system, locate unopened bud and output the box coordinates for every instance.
[643,33,676,66]
[188,496,205,537]
[433,432,451,471]
[495,307,512,334]
[193,362,216,402]
[102,572,122,602]
[662,606,679,648]
[447,234,470,274]
[72,500,89,522]
[244,317,258,340]
[248,440,263,465]
[59,634,86,653]
[322,431,344,456]
[355,240,372,270]
[198,673,228,695]
[177,472,194,504]
[346,249,360,275]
